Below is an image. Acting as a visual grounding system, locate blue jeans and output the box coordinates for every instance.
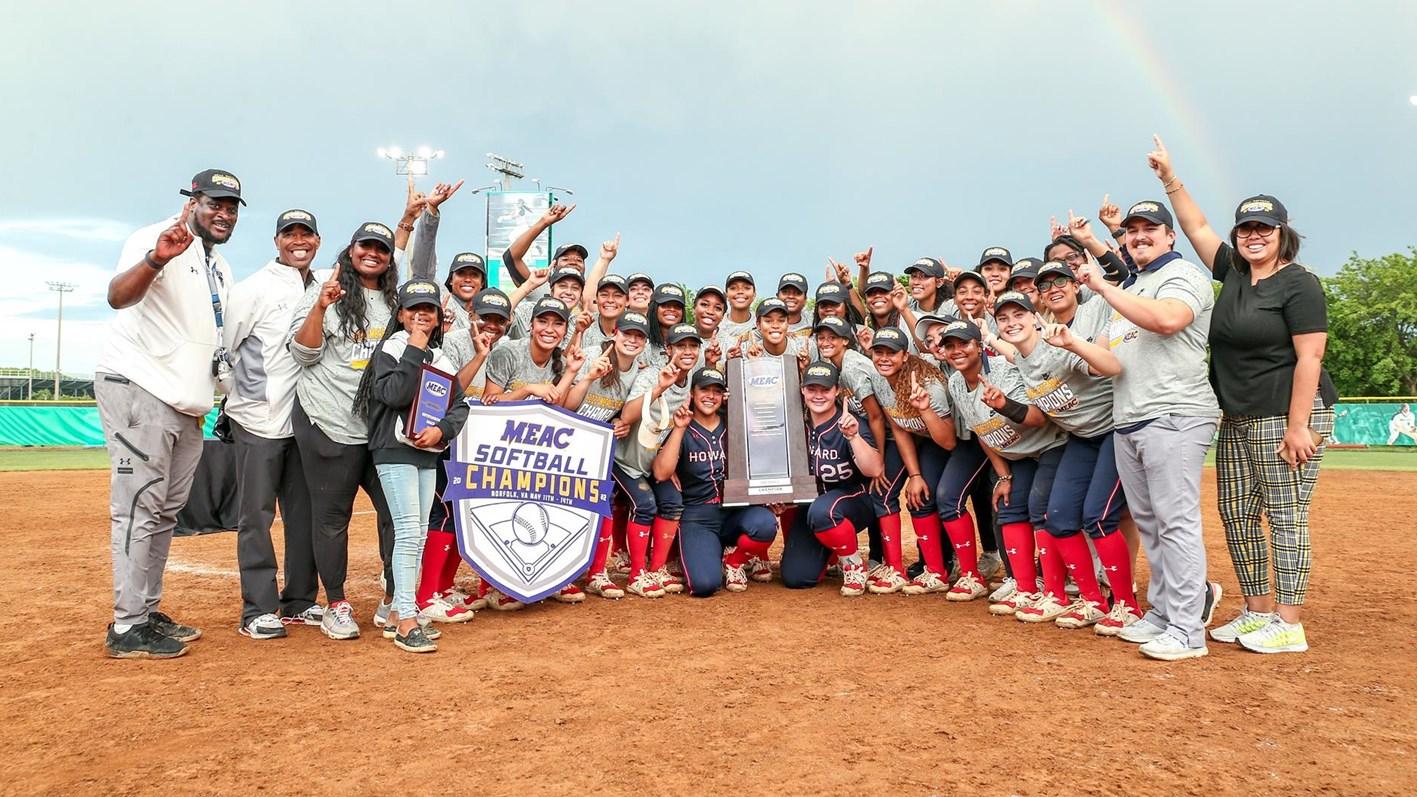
[375,463,436,620]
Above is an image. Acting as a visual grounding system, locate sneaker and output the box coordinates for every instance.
[901,570,950,595]
[148,611,201,642]
[1139,635,1208,661]
[988,577,1018,604]
[321,600,360,640]
[239,613,288,640]
[551,583,586,604]
[280,605,325,626]
[485,587,526,611]
[867,567,910,595]
[1055,600,1106,629]
[840,563,868,597]
[1238,618,1308,654]
[444,586,472,609]
[1210,609,1274,643]
[383,618,441,640]
[586,571,626,599]
[724,564,749,593]
[372,600,392,628]
[394,624,438,654]
[626,571,665,598]
[947,560,961,583]
[1095,602,1143,637]
[990,591,1036,616]
[1118,618,1167,644]
[1016,592,1070,623]
[746,556,773,583]
[611,550,631,576]
[655,568,685,594]
[105,622,187,659]
[1064,576,1080,598]
[421,593,475,623]
[906,560,925,580]
[1201,581,1224,627]
[977,551,1003,581]
[946,572,987,602]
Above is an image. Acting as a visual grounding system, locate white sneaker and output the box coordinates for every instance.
[902,570,950,595]
[485,587,526,611]
[422,593,475,623]
[240,613,287,640]
[976,551,1003,580]
[611,550,631,576]
[586,571,626,599]
[1238,618,1308,654]
[627,571,664,598]
[724,564,749,593]
[320,600,360,640]
[444,586,472,609]
[1095,601,1143,637]
[1210,609,1274,643]
[988,577,1017,604]
[371,600,391,628]
[1016,592,1069,622]
[551,583,586,604]
[746,555,773,583]
[840,563,868,597]
[1139,635,1208,661]
[280,605,325,626]
[654,567,684,594]
[1055,600,1106,629]
[867,566,910,595]
[1118,618,1167,644]
[990,591,1036,616]
[946,572,987,602]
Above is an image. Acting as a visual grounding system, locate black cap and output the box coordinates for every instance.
[756,297,789,319]
[626,272,655,289]
[531,297,571,322]
[815,281,848,304]
[1009,258,1041,285]
[616,310,651,336]
[652,283,686,306]
[778,273,809,294]
[1122,200,1174,228]
[550,266,585,286]
[666,323,701,345]
[397,279,442,309]
[1034,260,1075,284]
[913,313,957,341]
[696,284,726,302]
[801,361,840,388]
[953,270,987,291]
[725,270,755,288]
[869,327,909,352]
[1046,235,1085,258]
[450,252,486,274]
[350,221,395,251]
[180,169,246,206]
[993,291,1035,316]
[813,316,853,338]
[939,319,982,343]
[977,246,1012,270]
[1233,194,1288,228]
[472,288,512,320]
[553,243,589,261]
[692,367,727,389]
[275,209,317,235]
[597,274,629,294]
[905,257,945,278]
[863,271,896,294]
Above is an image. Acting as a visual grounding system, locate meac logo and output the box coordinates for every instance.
[984,247,1008,257]
[363,223,392,237]
[1240,199,1274,214]
[1129,202,1160,214]
[282,210,312,222]
[211,173,239,189]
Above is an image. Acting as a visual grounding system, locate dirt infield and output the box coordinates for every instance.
[2,469,1413,796]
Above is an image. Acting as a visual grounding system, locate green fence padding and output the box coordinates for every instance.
[1332,403,1417,446]
[0,405,221,447]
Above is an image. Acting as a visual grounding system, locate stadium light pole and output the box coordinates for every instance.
[47,281,74,399]
[377,145,445,177]
[27,332,35,400]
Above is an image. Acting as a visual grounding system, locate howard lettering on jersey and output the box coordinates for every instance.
[688,448,724,464]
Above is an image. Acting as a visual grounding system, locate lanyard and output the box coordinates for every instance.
[201,248,224,334]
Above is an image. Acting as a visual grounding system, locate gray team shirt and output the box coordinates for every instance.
[1104,257,1220,426]
[1014,340,1114,438]
[872,365,950,437]
[288,280,393,445]
[484,338,557,394]
[838,349,886,417]
[572,358,637,422]
[614,367,693,478]
[948,358,1066,460]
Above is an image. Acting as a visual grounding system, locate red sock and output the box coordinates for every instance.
[477,578,491,598]
[1092,531,1138,610]
[814,519,859,558]
[910,514,946,575]
[417,530,455,607]
[725,535,771,567]
[1054,533,1106,605]
[612,501,628,556]
[648,517,680,572]
[438,535,463,595]
[587,517,614,576]
[626,521,652,577]
[1036,530,1066,598]
[1000,522,1037,588]
[942,515,979,577]
[879,513,904,574]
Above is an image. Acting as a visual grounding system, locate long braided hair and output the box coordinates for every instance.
[351,305,446,420]
[331,245,399,342]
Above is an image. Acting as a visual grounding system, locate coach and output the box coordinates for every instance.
[97,169,242,659]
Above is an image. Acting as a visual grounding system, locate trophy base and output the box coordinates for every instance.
[722,475,820,507]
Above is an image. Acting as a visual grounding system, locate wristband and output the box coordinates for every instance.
[907,473,922,480]
[397,221,415,232]
[144,249,165,271]
[1110,228,1125,240]
[1165,182,1184,195]
[996,473,1013,481]
[997,396,1030,425]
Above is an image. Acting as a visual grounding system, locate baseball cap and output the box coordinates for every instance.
[939,319,982,343]
[275,209,317,235]
[695,284,726,303]
[869,327,909,352]
[531,296,571,322]
[666,323,701,345]
[905,257,945,278]
[801,361,840,388]
[1233,194,1288,228]
[180,169,246,205]
[549,266,585,286]
[863,271,896,294]
[472,288,512,320]
[993,291,1036,316]
[626,272,655,289]
[1122,200,1174,228]
[652,283,686,306]
[397,279,442,309]
[815,281,848,305]
[1009,258,1042,284]
[616,311,651,336]
[725,270,755,288]
[953,270,987,291]
[450,252,486,274]
[1046,235,1085,258]
[913,313,957,342]
[1034,260,1075,284]
[756,297,789,319]
[813,316,853,339]
[553,243,589,261]
[977,246,1012,270]
[350,221,395,251]
[597,274,629,294]
[692,367,727,389]
[778,273,809,294]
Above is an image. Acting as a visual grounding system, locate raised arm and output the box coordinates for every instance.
[581,234,618,313]
[1079,262,1195,337]
[1147,134,1223,269]
[652,403,692,482]
[108,208,192,309]
[1043,323,1121,377]
[407,180,463,282]
[505,203,575,283]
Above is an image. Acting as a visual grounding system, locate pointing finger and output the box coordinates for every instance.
[1102,193,1110,206]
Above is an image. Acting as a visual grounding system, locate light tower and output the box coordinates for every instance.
[46,281,75,398]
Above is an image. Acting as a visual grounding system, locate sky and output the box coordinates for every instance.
[3,0,1416,376]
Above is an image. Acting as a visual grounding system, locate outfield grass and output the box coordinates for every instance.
[3,445,1415,473]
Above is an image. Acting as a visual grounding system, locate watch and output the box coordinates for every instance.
[1110,228,1125,240]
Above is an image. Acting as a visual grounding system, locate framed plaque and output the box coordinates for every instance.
[723,355,818,506]
[405,364,456,439]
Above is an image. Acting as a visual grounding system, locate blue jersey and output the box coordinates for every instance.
[806,407,875,492]
[676,419,727,505]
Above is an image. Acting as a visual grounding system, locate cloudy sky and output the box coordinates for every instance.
[4,0,1416,375]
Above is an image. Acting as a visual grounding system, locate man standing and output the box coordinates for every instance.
[222,209,324,639]
[97,169,242,658]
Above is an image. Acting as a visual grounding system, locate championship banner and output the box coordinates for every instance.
[446,400,615,603]
[485,191,553,290]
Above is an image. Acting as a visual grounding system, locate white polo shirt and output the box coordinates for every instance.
[223,260,309,438]
[96,216,231,416]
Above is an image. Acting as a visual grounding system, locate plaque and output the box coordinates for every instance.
[406,364,456,439]
[723,355,818,506]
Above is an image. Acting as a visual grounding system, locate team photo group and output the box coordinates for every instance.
[98,135,1335,664]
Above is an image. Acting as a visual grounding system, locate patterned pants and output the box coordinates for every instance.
[1215,398,1335,606]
